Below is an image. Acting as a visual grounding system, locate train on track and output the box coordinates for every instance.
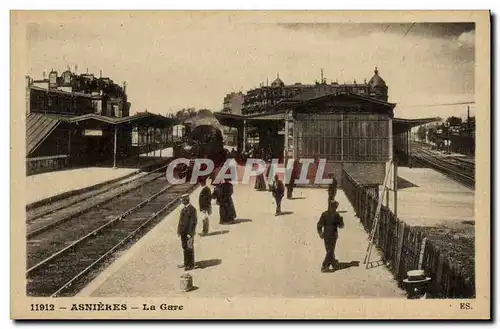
[173,111,227,170]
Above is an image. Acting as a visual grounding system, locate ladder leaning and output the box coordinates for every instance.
[363,160,393,268]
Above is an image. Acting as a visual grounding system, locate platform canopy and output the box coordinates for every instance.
[214,111,287,128]
[393,117,441,134]
[28,112,178,128]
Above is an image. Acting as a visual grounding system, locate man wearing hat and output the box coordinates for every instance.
[327,174,338,205]
[403,270,431,299]
[317,200,344,272]
[177,193,198,271]
[198,178,212,236]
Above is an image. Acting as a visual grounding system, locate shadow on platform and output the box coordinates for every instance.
[200,230,230,237]
[397,176,419,190]
[290,197,307,200]
[185,286,199,292]
[338,210,348,214]
[277,211,294,216]
[230,218,253,224]
[195,258,222,269]
[322,261,360,273]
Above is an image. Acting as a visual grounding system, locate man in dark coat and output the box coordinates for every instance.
[177,194,197,271]
[317,200,344,272]
[217,179,237,224]
[198,179,212,235]
[328,175,338,205]
[286,159,300,199]
[270,174,285,216]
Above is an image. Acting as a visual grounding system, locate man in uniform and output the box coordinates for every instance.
[198,178,212,235]
[270,174,285,216]
[328,174,338,205]
[286,159,300,200]
[177,194,197,271]
[317,200,344,272]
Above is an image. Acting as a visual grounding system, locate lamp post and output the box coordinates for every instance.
[444,121,451,154]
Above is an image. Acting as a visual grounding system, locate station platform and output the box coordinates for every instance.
[79,181,405,298]
[140,147,174,158]
[26,156,169,206]
[387,167,474,228]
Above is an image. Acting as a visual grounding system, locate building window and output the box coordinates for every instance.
[342,114,389,162]
[294,113,389,162]
[294,113,343,161]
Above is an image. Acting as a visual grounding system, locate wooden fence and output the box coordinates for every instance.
[26,155,69,176]
[341,169,475,298]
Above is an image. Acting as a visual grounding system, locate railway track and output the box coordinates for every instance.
[26,163,170,224]
[411,149,475,189]
[26,176,195,297]
[25,166,176,239]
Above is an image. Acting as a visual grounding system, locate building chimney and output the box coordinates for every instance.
[75,65,78,74]
[100,69,102,78]
[42,71,46,79]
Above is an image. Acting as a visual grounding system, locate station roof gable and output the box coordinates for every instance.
[290,93,396,114]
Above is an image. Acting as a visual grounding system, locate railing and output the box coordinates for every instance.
[130,142,174,157]
[341,169,475,298]
[26,155,69,176]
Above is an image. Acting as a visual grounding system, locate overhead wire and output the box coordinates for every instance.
[401,101,475,108]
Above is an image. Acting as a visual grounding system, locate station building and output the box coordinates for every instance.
[216,68,438,185]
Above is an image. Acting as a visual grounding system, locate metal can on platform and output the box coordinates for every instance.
[180,273,193,292]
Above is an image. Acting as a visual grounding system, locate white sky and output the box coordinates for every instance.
[26,14,475,119]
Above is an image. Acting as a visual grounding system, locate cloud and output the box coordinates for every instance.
[26,19,475,117]
[457,30,475,48]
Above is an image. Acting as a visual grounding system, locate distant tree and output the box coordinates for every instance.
[174,108,199,122]
[417,126,427,141]
[446,116,462,127]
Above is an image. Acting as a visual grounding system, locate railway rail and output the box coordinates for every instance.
[411,148,475,189]
[26,163,171,223]
[26,178,195,297]
[25,164,180,239]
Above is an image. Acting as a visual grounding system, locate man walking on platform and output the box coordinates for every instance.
[177,194,197,271]
[317,200,344,272]
[198,179,212,236]
[286,159,300,199]
[328,174,338,204]
[270,174,285,216]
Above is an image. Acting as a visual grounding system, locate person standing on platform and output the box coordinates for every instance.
[270,174,285,216]
[254,148,267,191]
[317,200,344,272]
[218,178,237,224]
[328,174,338,205]
[286,159,300,199]
[177,194,198,271]
[198,179,212,236]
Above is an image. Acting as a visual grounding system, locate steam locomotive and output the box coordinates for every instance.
[172,111,228,179]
